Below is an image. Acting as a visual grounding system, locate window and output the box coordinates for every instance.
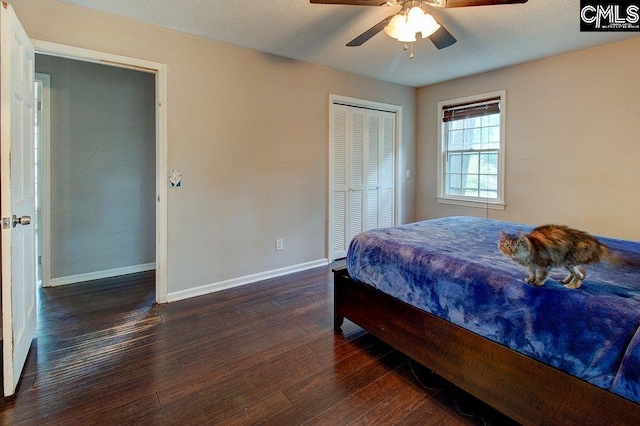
[437,91,505,209]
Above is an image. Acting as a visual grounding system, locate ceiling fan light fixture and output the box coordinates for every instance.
[381,1,444,55]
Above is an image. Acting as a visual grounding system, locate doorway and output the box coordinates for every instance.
[32,41,168,303]
[35,55,156,289]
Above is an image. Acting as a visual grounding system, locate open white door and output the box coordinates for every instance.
[1,2,37,397]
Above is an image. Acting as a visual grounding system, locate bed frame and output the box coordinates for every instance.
[333,266,640,425]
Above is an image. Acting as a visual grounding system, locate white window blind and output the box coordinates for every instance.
[437,92,506,209]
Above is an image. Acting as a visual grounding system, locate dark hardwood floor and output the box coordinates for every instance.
[0,266,518,425]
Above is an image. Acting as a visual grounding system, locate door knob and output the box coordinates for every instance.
[12,215,31,227]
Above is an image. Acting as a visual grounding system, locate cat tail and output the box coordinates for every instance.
[601,245,640,268]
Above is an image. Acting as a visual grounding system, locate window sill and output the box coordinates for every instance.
[436,197,506,210]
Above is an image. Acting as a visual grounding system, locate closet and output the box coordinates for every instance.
[330,102,396,260]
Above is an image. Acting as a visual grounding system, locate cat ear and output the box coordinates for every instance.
[498,231,507,240]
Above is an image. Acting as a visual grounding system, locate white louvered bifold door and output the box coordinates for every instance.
[378,111,395,228]
[365,113,380,231]
[330,105,349,258]
[347,109,366,244]
[330,103,396,261]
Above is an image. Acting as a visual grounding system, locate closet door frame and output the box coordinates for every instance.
[328,95,403,262]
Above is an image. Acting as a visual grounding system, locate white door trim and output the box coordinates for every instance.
[328,94,403,261]
[35,73,51,287]
[32,40,169,303]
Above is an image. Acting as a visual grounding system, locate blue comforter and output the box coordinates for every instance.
[346,216,640,404]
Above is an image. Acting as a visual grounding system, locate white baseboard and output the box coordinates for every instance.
[167,259,329,302]
[47,262,156,287]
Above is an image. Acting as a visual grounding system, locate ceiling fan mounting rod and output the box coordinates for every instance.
[423,0,447,7]
[392,0,447,8]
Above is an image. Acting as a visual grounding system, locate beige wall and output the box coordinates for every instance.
[417,36,640,241]
[12,0,416,295]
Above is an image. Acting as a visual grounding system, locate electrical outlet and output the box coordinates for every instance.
[276,239,283,251]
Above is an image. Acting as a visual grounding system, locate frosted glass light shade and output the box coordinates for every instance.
[407,6,425,33]
[383,14,406,39]
[419,13,441,38]
[397,26,417,43]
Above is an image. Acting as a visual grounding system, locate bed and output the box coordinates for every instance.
[334,216,640,425]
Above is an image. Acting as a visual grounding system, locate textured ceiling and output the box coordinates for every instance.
[59,0,640,87]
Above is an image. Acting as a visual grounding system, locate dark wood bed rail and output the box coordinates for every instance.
[333,266,640,425]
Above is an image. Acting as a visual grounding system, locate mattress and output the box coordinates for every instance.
[346,216,640,403]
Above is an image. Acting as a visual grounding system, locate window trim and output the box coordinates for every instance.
[436,90,506,210]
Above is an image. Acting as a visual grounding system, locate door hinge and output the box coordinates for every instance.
[38,101,42,111]
[2,217,10,229]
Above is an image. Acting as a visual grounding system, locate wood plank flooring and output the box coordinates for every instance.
[0,266,518,425]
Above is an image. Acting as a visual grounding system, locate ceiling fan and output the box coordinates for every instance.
[310,0,529,56]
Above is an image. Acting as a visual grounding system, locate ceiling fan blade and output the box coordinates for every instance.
[429,26,457,49]
[310,0,388,6]
[346,15,395,46]
[443,0,528,7]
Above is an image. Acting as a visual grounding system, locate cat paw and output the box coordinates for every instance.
[564,282,582,289]
[564,277,583,289]
[524,278,544,287]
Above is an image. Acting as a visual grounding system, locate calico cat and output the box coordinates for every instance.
[498,224,625,289]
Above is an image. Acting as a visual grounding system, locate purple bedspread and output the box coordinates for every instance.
[346,216,640,404]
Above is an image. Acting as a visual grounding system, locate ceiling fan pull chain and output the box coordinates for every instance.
[402,42,414,58]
